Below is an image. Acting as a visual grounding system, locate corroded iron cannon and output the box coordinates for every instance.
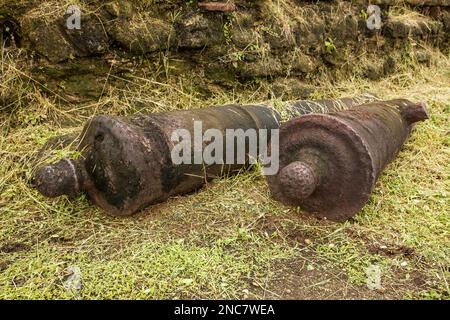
[34,105,280,216]
[266,99,428,222]
[33,95,378,216]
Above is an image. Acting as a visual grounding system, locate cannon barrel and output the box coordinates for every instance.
[266,99,429,222]
[34,104,281,216]
[34,95,379,216]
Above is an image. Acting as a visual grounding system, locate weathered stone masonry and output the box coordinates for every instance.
[0,0,449,101]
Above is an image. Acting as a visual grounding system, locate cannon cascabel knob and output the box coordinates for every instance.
[278,161,321,200]
[34,159,83,198]
[267,99,429,222]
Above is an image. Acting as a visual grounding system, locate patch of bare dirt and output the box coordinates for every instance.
[0,242,30,253]
[346,229,417,258]
[251,259,388,300]
[252,258,433,300]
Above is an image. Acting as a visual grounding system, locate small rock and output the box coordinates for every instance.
[415,50,431,64]
[377,287,386,294]
[63,265,82,292]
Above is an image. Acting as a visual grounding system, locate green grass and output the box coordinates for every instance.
[0,45,449,299]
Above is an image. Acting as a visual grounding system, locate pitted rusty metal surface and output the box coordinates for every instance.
[266,99,429,222]
[35,104,281,216]
[34,95,382,216]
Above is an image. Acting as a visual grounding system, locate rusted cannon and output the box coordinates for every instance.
[266,99,428,222]
[34,105,280,216]
[33,95,378,216]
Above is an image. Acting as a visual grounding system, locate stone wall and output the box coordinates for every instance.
[1,0,449,101]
